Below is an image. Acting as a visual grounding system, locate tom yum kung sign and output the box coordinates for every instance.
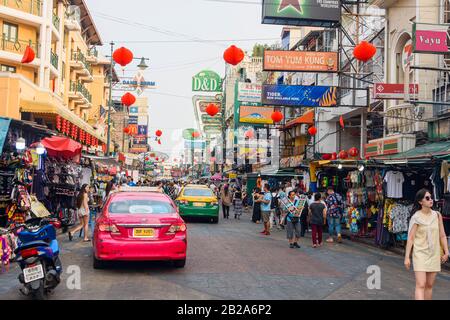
[263,51,338,72]
[413,23,449,54]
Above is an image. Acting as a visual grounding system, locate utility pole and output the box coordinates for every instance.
[106,41,114,157]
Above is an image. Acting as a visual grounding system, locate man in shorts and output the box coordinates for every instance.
[257,184,272,236]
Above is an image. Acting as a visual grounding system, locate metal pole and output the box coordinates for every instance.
[106,41,114,157]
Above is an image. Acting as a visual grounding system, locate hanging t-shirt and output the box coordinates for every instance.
[384,171,405,199]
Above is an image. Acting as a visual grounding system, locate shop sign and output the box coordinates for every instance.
[184,140,206,149]
[203,125,222,134]
[262,0,340,28]
[262,85,337,107]
[263,51,338,73]
[365,138,399,157]
[239,106,275,124]
[373,83,419,99]
[137,125,148,135]
[133,135,147,145]
[237,82,262,102]
[129,146,148,154]
[128,116,138,125]
[129,107,138,114]
[0,118,11,152]
[413,23,449,54]
[201,114,222,125]
[192,70,223,92]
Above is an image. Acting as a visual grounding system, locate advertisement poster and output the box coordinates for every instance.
[237,82,262,102]
[262,0,340,27]
[413,23,449,54]
[263,51,338,72]
[262,85,337,107]
[239,106,275,124]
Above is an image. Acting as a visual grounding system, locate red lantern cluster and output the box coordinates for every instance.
[206,104,219,117]
[121,92,136,107]
[339,150,349,160]
[331,152,338,160]
[21,46,35,64]
[223,45,245,66]
[308,126,318,136]
[113,47,133,67]
[192,131,200,138]
[353,41,376,62]
[322,154,332,160]
[155,130,162,137]
[271,111,283,123]
[56,116,62,131]
[348,147,359,158]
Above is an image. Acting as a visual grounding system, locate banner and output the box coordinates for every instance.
[0,118,11,152]
[238,83,262,102]
[239,106,275,124]
[263,50,338,72]
[373,83,419,99]
[413,23,449,54]
[128,116,138,125]
[262,0,340,27]
[262,85,337,107]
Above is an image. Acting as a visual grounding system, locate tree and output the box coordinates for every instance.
[252,43,271,57]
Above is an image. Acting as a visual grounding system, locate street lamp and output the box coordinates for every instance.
[16,137,26,151]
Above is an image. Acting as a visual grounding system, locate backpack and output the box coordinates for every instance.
[270,193,279,210]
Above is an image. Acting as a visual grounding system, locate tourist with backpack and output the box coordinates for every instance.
[325,187,344,243]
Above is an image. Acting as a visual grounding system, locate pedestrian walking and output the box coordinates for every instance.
[257,184,272,235]
[220,184,232,219]
[252,188,262,223]
[309,193,327,248]
[284,191,302,248]
[233,187,243,219]
[405,189,449,300]
[300,193,310,237]
[325,187,344,243]
[68,184,91,242]
[269,188,279,230]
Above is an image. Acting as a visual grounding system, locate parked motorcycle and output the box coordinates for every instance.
[6,218,62,300]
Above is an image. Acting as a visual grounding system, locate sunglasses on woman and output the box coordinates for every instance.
[424,196,433,201]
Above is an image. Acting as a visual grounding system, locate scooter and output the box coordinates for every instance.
[11,218,62,300]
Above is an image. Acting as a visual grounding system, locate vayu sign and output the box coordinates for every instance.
[192,70,223,92]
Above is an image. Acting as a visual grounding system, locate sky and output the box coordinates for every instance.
[85,0,282,160]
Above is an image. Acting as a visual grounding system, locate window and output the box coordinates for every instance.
[62,62,66,81]
[108,199,174,214]
[2,22,18,42]
[183,188,214,197]
[1,65,16,73]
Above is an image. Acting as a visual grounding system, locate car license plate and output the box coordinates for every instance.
[193,202,206,207]
[23,264,44,284]
[133,228,155,238]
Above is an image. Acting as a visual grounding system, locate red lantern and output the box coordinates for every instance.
[155,130,162,137]
[308,126,318,136]
[339,150,349,160]
[339,115,345,129]
[192,131,200,138]
[155,157,159,161]
[145,157,149,161]
[348,147,359,158]
[121,92,136,107]
[245,130,254,139]
[56,116,62,131]
[331,152,338,160]
[223,45,245,66]
[113,47,133,67]
[123,127,130,134]
[21,45,35,64]
[353,41,376,62]
[158,139,161,145]
[322,154,332,160]
[205,103,219,117]
[271,111,283,123]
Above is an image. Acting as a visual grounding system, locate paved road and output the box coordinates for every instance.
[1,209,449,300]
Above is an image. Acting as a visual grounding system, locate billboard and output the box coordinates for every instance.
[413,23,449,54]
[261,0,340,28]
[192,70,223,92]
[238,83,262,102]
[263,50,338,72]
[373,83,419,99]
[262,85,337,107]
[239,106,275,124]
[137,125,148,135]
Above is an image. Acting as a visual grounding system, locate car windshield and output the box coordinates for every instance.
[183,188,214,197]
[109,199,174,214]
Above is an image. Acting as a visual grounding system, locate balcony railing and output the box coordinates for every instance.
[70,81,92,103]
[2,0,42,16]
[71,50,92,75]
[50,50,58,69]
[52,14,60,30]
[88,47,98,58]
[0,36,40,57]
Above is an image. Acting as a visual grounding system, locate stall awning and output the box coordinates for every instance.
[34,136,82,159]
[376,140,450,162]
[20,100,107,144]
[284,110,314,129]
